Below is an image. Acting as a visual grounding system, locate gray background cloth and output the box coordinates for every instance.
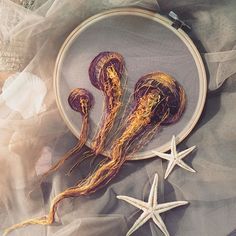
[0,0,236,236]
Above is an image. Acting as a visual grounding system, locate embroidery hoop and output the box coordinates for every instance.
[54,8,207,160]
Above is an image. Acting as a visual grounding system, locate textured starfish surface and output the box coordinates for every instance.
[153,135,196,179]
[117,173,188,236]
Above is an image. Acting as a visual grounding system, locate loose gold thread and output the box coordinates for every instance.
[4,72,186,236]
[91,53,126,156]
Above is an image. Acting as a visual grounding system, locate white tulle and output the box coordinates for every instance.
[0,72,47,119]
[0,1,236,236]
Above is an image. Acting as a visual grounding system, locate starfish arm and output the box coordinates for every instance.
[152,151,171,161]
[117,196,148,211]
[155,201,189,214]
[126,211,151,236]
[148,174,158,207]
[164,160,176,179]
[178,146,196,159]
[178,160,196,173]
[152,212,170,236]
[171,135,177,157]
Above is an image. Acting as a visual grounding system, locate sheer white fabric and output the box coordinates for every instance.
[0,0,236,235]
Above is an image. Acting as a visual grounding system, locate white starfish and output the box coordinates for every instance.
[117,173,188,236]
[152,135,196,179]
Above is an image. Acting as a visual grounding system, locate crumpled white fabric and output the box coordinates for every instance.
[0,0,236,236]
[0,72,47,119]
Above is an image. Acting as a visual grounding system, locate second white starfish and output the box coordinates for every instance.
[153,135,196,179]
[117,173,188,236]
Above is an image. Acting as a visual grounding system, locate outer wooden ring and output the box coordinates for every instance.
[54,8,207,160]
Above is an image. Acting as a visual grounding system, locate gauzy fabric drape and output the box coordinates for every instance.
[0,0,236,235]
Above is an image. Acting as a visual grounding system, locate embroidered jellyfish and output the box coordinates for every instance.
[67,51,127,175]
[3,71,186,236]
[40,88,93,179]
[89,51,126,155]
